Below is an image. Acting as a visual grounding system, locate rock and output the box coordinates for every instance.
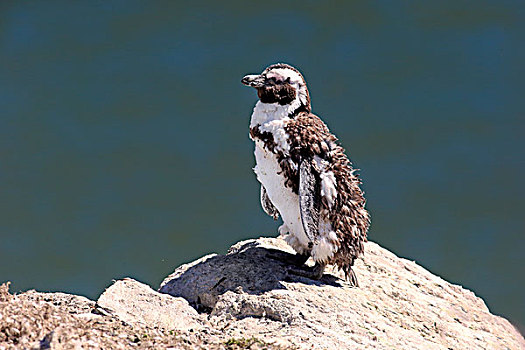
[1,237,523,349]
[97,277,203,331]
[16,289,95,315]
[0,282,197,349]
[158,241,293,311]
[159,237,525,350]
[1,281,247,349]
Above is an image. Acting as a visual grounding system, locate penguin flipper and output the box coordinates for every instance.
[260,185,279,220]
[299,159,320,243]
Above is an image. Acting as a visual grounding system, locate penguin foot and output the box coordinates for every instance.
[287,262,326,280]
[267,252,310,266]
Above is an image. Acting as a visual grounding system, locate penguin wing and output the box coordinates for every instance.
[299,159,320,243]
[260,185,279,220]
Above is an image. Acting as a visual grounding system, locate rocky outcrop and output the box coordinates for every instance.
[1,237,524,349]
[156,237,525,349]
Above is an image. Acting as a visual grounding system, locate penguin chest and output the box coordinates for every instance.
[253,141,310,250]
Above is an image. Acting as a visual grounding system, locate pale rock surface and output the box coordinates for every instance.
[160,237,525,350]
[97,277,203,331]
[0,282,224,349]
[1,237,523,349]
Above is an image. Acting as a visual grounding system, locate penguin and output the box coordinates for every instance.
[242,63,370,286]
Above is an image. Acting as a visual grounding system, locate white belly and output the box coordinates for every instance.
[253,141,310,253]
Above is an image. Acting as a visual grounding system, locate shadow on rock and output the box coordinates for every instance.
[159,240,341,313]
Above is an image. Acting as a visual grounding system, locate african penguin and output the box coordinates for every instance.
[241,63,370,285]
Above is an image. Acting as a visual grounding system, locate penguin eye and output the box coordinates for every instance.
[269,76,285,84]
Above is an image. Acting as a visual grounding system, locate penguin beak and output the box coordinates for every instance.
[241,74,265,88]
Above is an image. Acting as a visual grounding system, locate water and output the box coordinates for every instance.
[1,1,523,332]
